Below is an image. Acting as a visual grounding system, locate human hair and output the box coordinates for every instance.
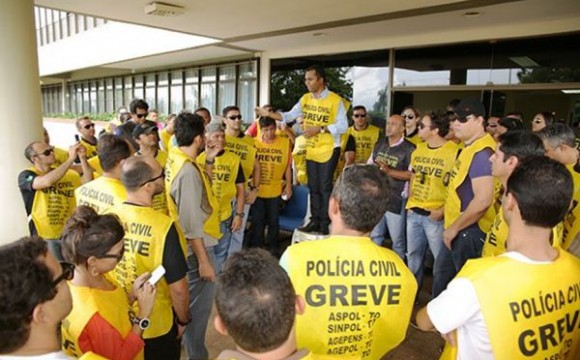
[402,106,420,118]
[24,141,41,163]
[221,106,240,117]
[121,156,154,192]
[175,112,205,147]
[75,115,90,129]
[448,99,460,109]
[129,99,149,114]
[497,130,544,162]
[61,206,124,265]
[215,249,296,353]
[97,134,131,172]
[258,116,276,129]
[0,237,53,353]
[505,111,524,120]
[305,64,326,83]
[427,111,450,138]
[261,104,277,112]
[149,109,158,114]
[506,156,573,228]
[195,107,210,115]
[332,165,390,232]
[536,111,555,126]
[537,123,576,149]
[352,105,367,113]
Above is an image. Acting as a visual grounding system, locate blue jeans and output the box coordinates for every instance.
[213,218,233,273]
[406,210,444,294]
[183,248,216,360]
[370,210,406,260]
[228,202,250,258]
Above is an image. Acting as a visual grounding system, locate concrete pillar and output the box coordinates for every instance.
[258,53,271,105]
[0,0,43,244]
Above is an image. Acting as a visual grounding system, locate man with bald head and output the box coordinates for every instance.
[369,114,415,260]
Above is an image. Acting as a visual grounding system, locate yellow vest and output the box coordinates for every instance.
[406,141,460,211]
[167,134,177,152]
[107,203,185,339]
[286,236,417,359]
[87,156,103,179]
[255,120,290,141]
[27,167,80,239]
[197,151,241,221]
[159,129,172,151]
[332,133,351,182]
[563,164,580,251]
[225,134,256,182]
[80,138,98,159]
[453,251,580,359]
[53,147,69,167]
[300,91,343,162]
[62,282,143,360]
[141,150,169,216]
[166,147,222,240]
[347,125,380,164]
[75,176,127,214]
[406,133,422,146]
[483,207,564,257]
[255,136,290,198]
[444,133,497,231]
[293,135,308,185]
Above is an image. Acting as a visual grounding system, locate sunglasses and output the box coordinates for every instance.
[139,169,165,187]
[402,114,415,120]
[418,123,429,130]
[533,119,544,124]
[36,147,54,157]
[455,115,475,124]
[83,123,95,130]
[353,114,367,118]
[487,124,498,128]
[98,246,125,262]
[136,113,148,119]
[228,115,242,120]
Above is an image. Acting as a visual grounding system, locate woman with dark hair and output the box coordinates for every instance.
[402,106,422,145]
[60,206,156,360]
[531,111,555,132]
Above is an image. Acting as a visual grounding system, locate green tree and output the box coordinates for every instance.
[270,67,353,111]
[518,68,580,83]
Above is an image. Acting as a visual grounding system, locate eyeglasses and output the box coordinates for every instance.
[228,115,242,120]
[98,246,124,262]
[418,123,429,130]
[83,123,95,130]
[139,169,165,187]
[533,119,544,124]
[402,114,415,120]
[53,262,75,285]
[353,114,367,118]
[136,113,148,119]
[36,147,54,157]
[487,124,498,128]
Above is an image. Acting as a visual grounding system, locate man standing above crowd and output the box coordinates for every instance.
[116,99,157,151]
[417,156,580,359]
[369,114,415,260]
[165,113,222,360]
[347,105,380,164]
[442,99,496,274]
[76,116,99,160]
[19,140,91,260]
[280,165,416,358]
[406,111,460,298]
[255,65,349,235]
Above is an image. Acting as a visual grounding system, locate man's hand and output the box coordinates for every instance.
[282,185,293,201]
[303,125,321,138]
[375,159,390,175]
[429,207,444,221]
[67,142,83,161]
[177,324,186,339]
[198,261,216,282]
[245,188,258,204]
[205,141,224,162]
[441,331,457,347]
[231,214,242,232]
[254,106,269,117]
[443,225,459,249]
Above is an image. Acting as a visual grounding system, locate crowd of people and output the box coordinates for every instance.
[1,65,580,360]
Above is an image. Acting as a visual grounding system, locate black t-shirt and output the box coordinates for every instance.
[371,138,416,213]
[17,169,38,235]
[345,134,356,152]
[162,223,188,284]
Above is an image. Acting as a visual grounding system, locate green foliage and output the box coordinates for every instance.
[518,68,580,83]
[43,112,116,122]
[270,67,353,111]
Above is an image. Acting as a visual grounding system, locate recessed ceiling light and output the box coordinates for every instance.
[313,32,327,37]
[509,56,540,68]
[463,11,481,17]
[562,89,580,94]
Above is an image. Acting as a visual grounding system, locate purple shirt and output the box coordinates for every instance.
[457,147,493,211]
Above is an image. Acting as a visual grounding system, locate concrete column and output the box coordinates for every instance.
[258,53,271,105]
[0,0,43,244]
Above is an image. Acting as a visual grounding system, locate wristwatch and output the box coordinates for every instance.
[235,212,245,217]
[131,316,151,330]
[320,126,327,133]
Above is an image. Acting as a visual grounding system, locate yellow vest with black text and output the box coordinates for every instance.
[562,164,580,252]
[80,138,98,159]
[406,132,422,146]
[255,136,290,198]
[75,176,127,214]
[27,167,80,239]
[197,151,240,221]
[406,141,460,211]
[256,120,290,141]
[165,147,222,240]
[293,135,308,185]
[53,147,69,167]
[87,156,103,179]
[225,134,256,183]
[61,282,143,360]
[347,125,380,164]
[106,203,185,338]
[451,251,580,359]
[483,207,564,257]
[159,129,172,151]
[286,236,417,359]
[444,133,497,230]
[300,91,343,162]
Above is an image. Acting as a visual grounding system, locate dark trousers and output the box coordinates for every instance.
[144,322,180,360]
[306,147,340,228]
[250,196,281,255]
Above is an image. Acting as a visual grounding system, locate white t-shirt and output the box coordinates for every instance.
[0,351,72,360]
[427,252,551,360]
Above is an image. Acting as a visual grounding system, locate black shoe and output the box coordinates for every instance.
[298,222,320,233]
[319,225,330,235]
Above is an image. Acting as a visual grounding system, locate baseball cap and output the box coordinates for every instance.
[454,99,486,120]
[132,123,158,138]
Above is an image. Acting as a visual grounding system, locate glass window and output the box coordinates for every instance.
[218,65,236,115]
[170,70,184,113]
[134,76,144,101]
[200,67,216,114]
[81,83,88,114]
[76,14,85,33]
[184,68,199,112]
[157,73,169,114]
[124,76,133,106]
[89,81,98,113]
[66,83,74,113]
[237,62,257,122]
[97,80,105,113]
[145,74,156,109]
[114,77,124,110]
[105,78,114,113]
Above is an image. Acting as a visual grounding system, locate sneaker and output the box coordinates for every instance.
[298,222,320,233]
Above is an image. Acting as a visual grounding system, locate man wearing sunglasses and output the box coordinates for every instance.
[75,116,99,160]
[116,99,158,151]
[346,105,380,164]
[0,237,74,359]
[19,141,92,261]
